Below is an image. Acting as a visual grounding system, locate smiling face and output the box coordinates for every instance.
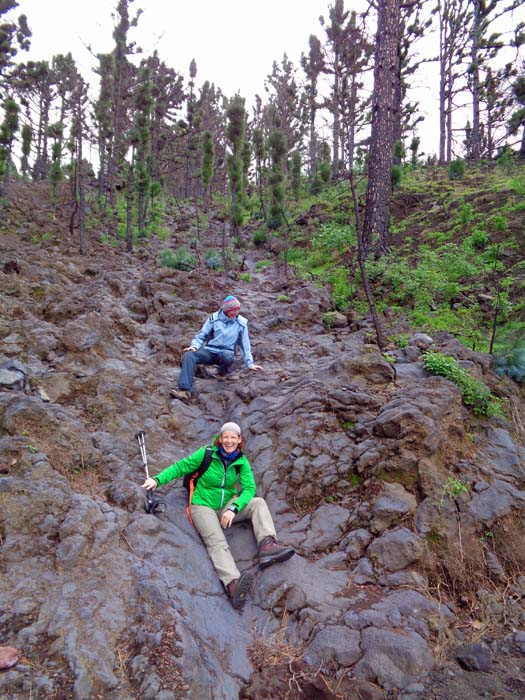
[224,308,239,319]
[220,430,242,453]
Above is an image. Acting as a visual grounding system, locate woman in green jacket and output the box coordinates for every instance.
[142,421,294,609]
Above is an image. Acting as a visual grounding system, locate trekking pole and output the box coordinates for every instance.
[135,430,167,514]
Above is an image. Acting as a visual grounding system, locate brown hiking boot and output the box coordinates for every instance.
[226,572,253,609]
[169,388,191,404]
[258,536,295,569]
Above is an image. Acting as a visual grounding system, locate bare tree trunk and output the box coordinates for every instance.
[446,62,454,162]
[78,117,86,256]
[363,0,400,258]
[332,54,340,180]
[438,12,447,164]
[346,78,358,173]
[349,172,387,351]
[470,0,481,161]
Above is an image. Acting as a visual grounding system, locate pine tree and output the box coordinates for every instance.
[301,34,325,176]
[201,130,214,210]
[185,58,199,198]
[509,67,525,156]
[94,52,115,200]
[320,0,349,179]
[226,94,246,237]
[363,0,400,258]
[265,54,306,155]
[106,0,139,227]
[339,10,373,174]
[267,119,287,230]
[20,121,31,179]
[434,0,471,163]
[68,75,89,253]
[132,62,153,239]
[0,96,19,197]
[467,0,525,161]
[290,151,301,199]
[252,124,267,218]
[12,60,53,180]
[48,122,64,205]
[0,2,30,91]
[392,1,429,165]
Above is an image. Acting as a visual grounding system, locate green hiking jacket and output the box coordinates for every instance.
[153,442,256,512]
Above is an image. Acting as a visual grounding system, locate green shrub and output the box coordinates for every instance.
[422,350,501,416]
[493,332,525,384]
[158,246,196,271]
[441,476,470,504]
[391,333,411,348]
[328,266,354,311]
[313,223,355,252]
[458,202,474,225]
[489,214,508,233]
[448,159,465,180]
[465,227,489,250]
[391,164,403,189]
[204,249,222,269]
[238,272,251,282]
[253,229,268,247]
[322,312,336,328]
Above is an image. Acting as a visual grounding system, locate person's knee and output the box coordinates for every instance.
[220,351,234,365]
[247,496,268,513]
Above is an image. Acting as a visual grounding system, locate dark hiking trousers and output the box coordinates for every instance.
[178,348,235,391]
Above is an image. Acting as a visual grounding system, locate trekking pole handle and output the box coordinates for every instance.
[135,429,150,478]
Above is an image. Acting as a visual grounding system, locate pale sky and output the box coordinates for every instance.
[14,0,339,103]
[8,1,524,158]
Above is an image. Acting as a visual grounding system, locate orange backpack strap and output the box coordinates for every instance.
[186,473,198,524]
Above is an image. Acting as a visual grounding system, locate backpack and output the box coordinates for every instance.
[183,445,241,523]
[182,445,214,491]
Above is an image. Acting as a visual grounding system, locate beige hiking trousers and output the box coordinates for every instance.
[190,496,277,586]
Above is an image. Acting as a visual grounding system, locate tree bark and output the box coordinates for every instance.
[469,0,481,161]
[363,0,400,258]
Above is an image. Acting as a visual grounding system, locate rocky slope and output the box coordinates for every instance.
[1,184,525,700]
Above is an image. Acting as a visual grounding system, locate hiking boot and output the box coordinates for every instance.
[169,388,191,404]
[258,536,295,569]
[226,572,253,610]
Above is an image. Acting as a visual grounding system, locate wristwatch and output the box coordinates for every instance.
[228,505,238,514]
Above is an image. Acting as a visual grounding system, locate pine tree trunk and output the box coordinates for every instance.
[78,114,86,256]
[332,56,340,180]
[470,0,481,161]
[439,36,447,164]
[363,0,400,258]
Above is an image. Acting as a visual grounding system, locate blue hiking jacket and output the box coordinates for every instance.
[190,310,254,368]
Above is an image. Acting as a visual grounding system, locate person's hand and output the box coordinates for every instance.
[221,510,235,528]
[183,346,197,352]
[250,364,263,371]
[142,477,157,490]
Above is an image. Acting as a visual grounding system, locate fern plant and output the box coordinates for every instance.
[422,351,501,416]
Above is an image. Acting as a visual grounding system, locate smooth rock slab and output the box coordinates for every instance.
[354,627,433,690]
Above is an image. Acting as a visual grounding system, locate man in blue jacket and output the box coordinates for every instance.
[170,295,262,403]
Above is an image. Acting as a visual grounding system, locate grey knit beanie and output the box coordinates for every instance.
[220,421,241,436]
